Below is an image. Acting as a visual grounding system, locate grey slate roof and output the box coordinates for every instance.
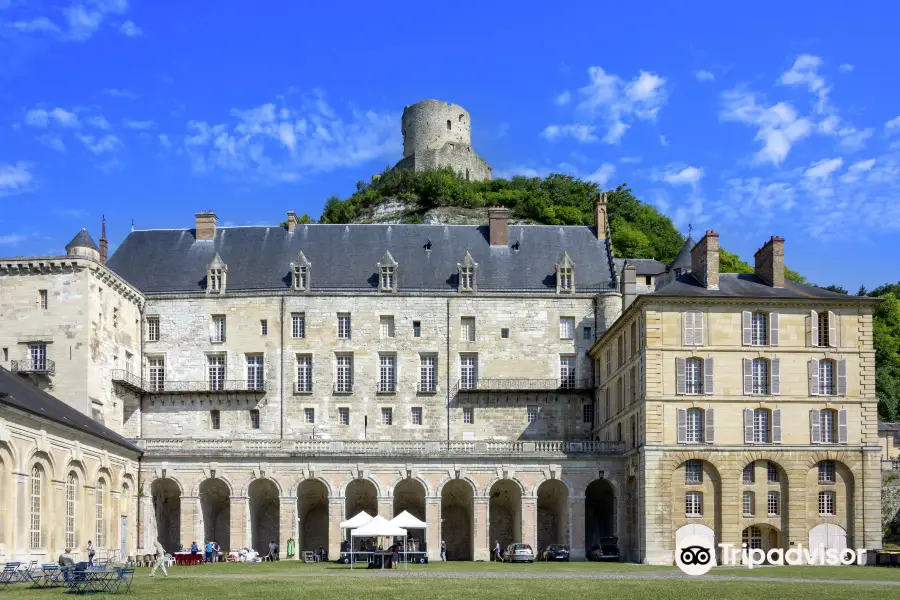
[614,258,667,276]
[0,367,142,453]
[65,228,98,251]
[670,236,696,271]
[106,224,614,294]
[651,273,875,300]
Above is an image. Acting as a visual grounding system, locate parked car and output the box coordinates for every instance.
[540,544,570,561]
[587,537,620,561]
[503,543,535,563]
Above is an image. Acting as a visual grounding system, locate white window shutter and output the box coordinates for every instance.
[683,312,694,346]
[743,358,753,395]
[810,409,821,444]
[828,311,837,347]
[838,408,849,444]
[676,408,687,444]
[772,408,782,444]
[695,311,704,347]
[742,311,752,345]
[810,310,819,347]
[809,359,820,396]
[675,356,686,395]
[743,408,754,443]
[837,359,848,396]
[769,312,779,346]
[705,408,715,444]
[771,358,780,395]
[703,358,714,395]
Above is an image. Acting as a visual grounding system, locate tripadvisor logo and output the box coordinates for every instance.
[675,535,716,576]
[675,537,864,576]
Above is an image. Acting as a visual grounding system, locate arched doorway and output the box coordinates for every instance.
[297,480,329,554]
[584,479,615,552]
[489,480,522,556]
[808,523,848,563]
[248,479,279,553]
[441,480,474,560]
[536,480,569,552]
[742,524,781,559]
[394,478,427,554]
[150,478,181,552]
[345,479,377,519]
[199,478,230,552]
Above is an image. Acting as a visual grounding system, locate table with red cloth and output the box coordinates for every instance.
[174,553,204,566]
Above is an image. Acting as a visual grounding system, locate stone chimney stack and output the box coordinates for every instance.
[690,230,720,290]
[286,211,297,233]
[488,207,510,246]
[594,192,607,240]
[621,262,637,310]
[99,215,108,265]
[195,211,217,240]
[754,236,785,287]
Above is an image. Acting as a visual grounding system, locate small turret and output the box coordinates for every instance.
[65,228,101,261]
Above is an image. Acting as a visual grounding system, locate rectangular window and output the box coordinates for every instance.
[685,491,703,517]
[685,358,703,394]
[558,267,573,291]
[296,355,313,393]
[208,355,226,391]
[304,408,315,424]
[743,462,755,484]
[461,317,475,341]
[29,343,47,370]
[560,317,575,340]
[584,326,592,341]
[818,461,836,484]
[419,355,437,393]
[460,355,477,390]
[751,312,768,345]
[380,266,394,291]
[818,360,835,395]
[337,313,351,339]
[527,406,538,424]
[605,350,612,376]
[753,409,770,443]
[411,407,423,425]
[39,289,48,310]
[211,410,221,430]
[818,311,830,347]
[686,409,704,443]
[335,354,353,393]
[617,335,625,367]
[413,321,422,338]
[147,317,160,341]
[460,266,475,291]
[148,356,165,392]
[249,409,260,429]
[501,328,510,339]
[95,480,105,547]
[752,359,769,395]
[818,491,836,516]
[820,410,836,443]
[338,407,350,425]
[380,316,395,339]
[559,356,576,389]
[583,404,594,424]
[260,319,268,336]
[742,491,755,516]
[685,460,703,484]
[630,415,637,448]
[246,355,264,390]
[66,474,76,549]
[381,407,393,426]
[767,491,780,516]
[744,527,762,550]
[212,316,226,343]
[379,354,397,393]
[767,461,779,483]
[292,313,306,338]
[462,406,474,424]
[630,321,638,354]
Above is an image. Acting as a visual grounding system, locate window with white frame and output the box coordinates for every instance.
[685,491,703,517]
[212,315,226,343]
[461,317,475,341]
[411,407,423,426]
[752,358,769,395]
[819,409,836,443]
[685,358,703,394]
[527,406,538,424]
[767,491,780,516]
[463,406,474,424]
[560,317,575,340]
[246,355,264,390]
[95,479,105,547]
[208,355,226,391]
[338,407,349,425]
[753,409,770,443]
[211,410,220,430]
[29,343,47,371]
[293,265,308,291]
[818,311,830,347]
[148,357,165,392]
[39,289,48,310]
[767,461,779,483]
[209,268,223,292]
[419,355,436,392]
[147,316,160,341]
[460,265,475,291]
[686,408,704,443]
[743,526,762,549]
[381,407,393,425]
[304,408,315,424]
[558,266,573,291]
[685,460,703,484]
[818,490,836,515]
[335,354,353,393]
[560,356,576,389]
[743,462,755,484]
[583,404,594,424]
[379,354,396,393]
[30,465,41,548]
[66,473,77,549]
[292,313,306,338]
[818,359,835,395]
[818,461,836,484]
[380,316,395,338]
[751,312,768,345]
[337,313,351,339]
[380,266,395,291]
[296,355,312,393]
[460,355,477,390]
[742,491,754,516]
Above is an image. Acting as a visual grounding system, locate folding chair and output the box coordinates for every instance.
[107,568,134,594]
[2,562,21,585]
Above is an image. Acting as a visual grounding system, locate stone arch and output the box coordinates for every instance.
[805,458,855,544]
[385,473,430,498]
[393,478,427,553]
[199,478,231,551]
[488,479,522,556]
[481,475,526,499]
[147,473,185,496]
[536,479,569,552]
[191,473,235,498]
[737,455,790,550]
[669,458,722,560]
[248,478,280,553]
[435,475,479,499]
[585,478,616,552]
[441,478,475,561]
[26,448,56,481]
[297,479,329,554]
[338,476,383,499]
[240,474,284,497]
[150,478,182,552]
[528,475,574,499]
[345,478,378,519]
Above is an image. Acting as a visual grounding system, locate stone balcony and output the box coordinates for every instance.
[133,438,625,458]
[111,369,266,395]
[11,359,56,376]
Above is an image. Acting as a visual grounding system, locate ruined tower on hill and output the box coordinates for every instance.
[393,99,492,181]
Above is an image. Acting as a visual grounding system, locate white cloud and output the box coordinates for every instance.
[24,107,80,128]
[119,20,142,37]
[654,164,704,186]
[584,163,615,186]
[659,134,669,147]
[886,116,900,132]
[35,134,66,152]
[540,124,598,143]
[158,134,172,149]
[719,90,813,165]
[104,88,138,99]
[122,119,155,130]
[87,115,111,130]
[62,4,104,41]
[76,134,122,154]
[839,64,854,73]
[0,162,36,196]
[619,156,641,164]
[492,165,550,180]
[9,17,60,33]
[779,54,829,113]
[0,234,28,245]
[804,157,843,179]
[554,91,571,106]
[695,70,715,82]
[839,158,875,183]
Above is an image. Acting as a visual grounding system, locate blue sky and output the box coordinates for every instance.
[2,1,899,291]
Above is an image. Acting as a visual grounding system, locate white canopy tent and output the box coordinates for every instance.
[389,511,427,529]
[349,515,409,569]
[340,511,374,529]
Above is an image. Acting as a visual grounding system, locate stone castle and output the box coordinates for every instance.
[0,103,887,565]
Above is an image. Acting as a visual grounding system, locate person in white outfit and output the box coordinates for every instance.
[149,540,168,577]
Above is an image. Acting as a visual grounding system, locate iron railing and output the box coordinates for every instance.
[11,359,55,375]
[111,370,265,394]
[455,378,593,392]
[884,460,900,472]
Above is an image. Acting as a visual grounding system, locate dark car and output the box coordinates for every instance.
[540,545,570,561]
[588,537,620,561]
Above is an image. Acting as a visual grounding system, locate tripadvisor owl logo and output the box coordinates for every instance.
[675,535,716,576]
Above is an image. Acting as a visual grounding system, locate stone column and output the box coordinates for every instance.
[279,495,296,559]
[786,467,808,551]
[328,500,343,560]
[14,472,28,561]
[51,478,65,557]
[140,493,155,551]
[229,496,248,550]
[718,471,741,561]
[521,496,537,554]
[377,497,393,520]
[425,497,440,561]
[860,449,884,550]
[473,497,489,561]
[568,494,585,560]
[179,496,198,551]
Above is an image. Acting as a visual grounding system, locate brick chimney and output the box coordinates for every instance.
[690,230,720,290]
[621,262,637,310]
[754,236,785,287]
[195,211,217,240]
[286,211,297,233]
[594,192,607,240]
[99,215,108,265]
[488,207,509,246]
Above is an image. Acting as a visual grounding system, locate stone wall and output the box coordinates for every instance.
[402,100,472,157]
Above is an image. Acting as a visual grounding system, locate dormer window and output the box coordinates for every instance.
[377,251,398,292]
[556,252,575,294]
[457,251,478,293]
[206,253,227,295]
[291,250,311,292]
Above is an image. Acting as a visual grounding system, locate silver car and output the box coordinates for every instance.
[503,543,535,563]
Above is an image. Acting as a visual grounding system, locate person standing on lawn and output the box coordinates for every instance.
[440,540,447,561]
[149,539,169,577]
[86,541,95,566]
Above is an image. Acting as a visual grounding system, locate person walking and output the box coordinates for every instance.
[149,539,169,577]
[494,541,501,562]
[86,541,95,566]
[205,541,213,563]
[440,540,447,561]
[213,541,220,563]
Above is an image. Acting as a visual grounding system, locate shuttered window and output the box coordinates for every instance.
[683,310,704,346]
